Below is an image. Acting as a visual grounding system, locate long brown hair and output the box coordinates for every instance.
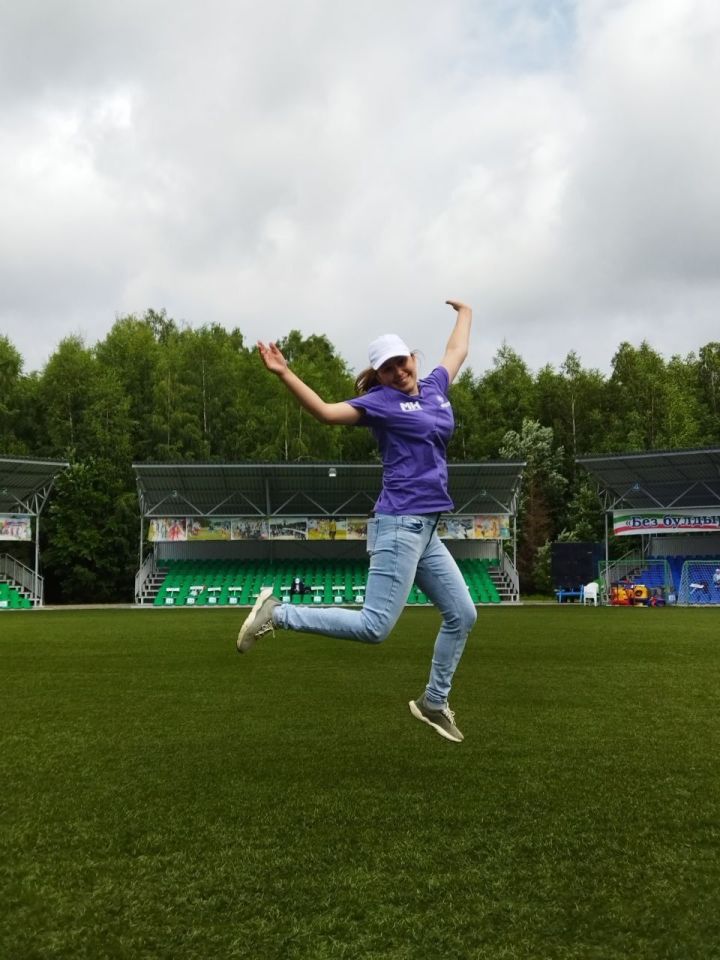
[354,351,419,395]
[354,366,381,394]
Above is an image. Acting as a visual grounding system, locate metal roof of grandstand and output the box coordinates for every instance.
[0,455,70,514]
[132,461,526,517]
[576,447,720,509]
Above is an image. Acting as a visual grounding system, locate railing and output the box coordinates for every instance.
[0,553,43,605]
[599,554,673,602]
[501,552,520,601]
[134,551,157,604]
[598,550,642,601]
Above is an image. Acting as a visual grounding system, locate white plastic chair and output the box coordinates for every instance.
[582,582,599,605]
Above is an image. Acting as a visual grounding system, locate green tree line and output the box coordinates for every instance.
[1,310,719,601]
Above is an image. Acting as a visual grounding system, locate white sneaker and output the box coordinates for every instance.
[408,694,464,742]
[237,587,280,653]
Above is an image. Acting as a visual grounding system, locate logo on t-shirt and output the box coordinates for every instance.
[400,400,422,412]
[436,394,451,408]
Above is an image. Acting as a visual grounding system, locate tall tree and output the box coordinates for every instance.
[0,336,27,454]
[42,458,138,603]
[149,326,209,461]
[559,473,607,542]
[535,352,608,468]
[474,344,535,457]
[35,336,131,464]
[500,419,567,592]
[664,353,706,449]
[694,342,720,444]
[606,341,671,450]
[95,313,163,462]
[447,367,486,461]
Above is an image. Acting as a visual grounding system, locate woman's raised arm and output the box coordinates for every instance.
[439,300,472,382]
[257,341,362,426]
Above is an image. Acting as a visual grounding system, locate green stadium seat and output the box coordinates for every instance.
[148,555,511,609]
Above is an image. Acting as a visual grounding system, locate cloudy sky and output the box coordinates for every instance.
[1,0,719,378]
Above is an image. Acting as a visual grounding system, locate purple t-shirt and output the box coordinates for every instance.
[346,366,454,515]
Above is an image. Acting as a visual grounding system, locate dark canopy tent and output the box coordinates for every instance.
[576,448,720,511]
[577,447,720,598]
[132,460,526,600]
[0,456,69,604]
[133,461,526,520]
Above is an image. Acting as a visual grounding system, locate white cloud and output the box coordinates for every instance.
[1,0,719,380]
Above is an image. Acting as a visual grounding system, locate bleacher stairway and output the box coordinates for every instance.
[0,555,40,609]
[0,578,34,609]
[138,567,168,606]
[487,564,516,602]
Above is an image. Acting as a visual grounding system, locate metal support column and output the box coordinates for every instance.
[34,514,41,606]
[139,514,144,572]
[604,510,610,603]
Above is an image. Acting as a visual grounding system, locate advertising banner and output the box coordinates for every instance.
[437,515,510,540]
[308,518,347,540]
[146,514,511,542]
[148,518,187,542]
[268,517,308,540]
[613,509,720,536]
[0,515,32,541]
[438,516,475,539]
[231,519,267,540]
[474,515,511,540]
[345,518,367,540]
[187,518,232,541]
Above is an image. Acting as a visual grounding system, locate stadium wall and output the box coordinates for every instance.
[153,538,503,564]
[648,534,720,557]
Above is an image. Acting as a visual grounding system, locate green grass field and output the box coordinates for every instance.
[2,606,720,960]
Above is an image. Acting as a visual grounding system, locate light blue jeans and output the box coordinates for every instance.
[273,513,477,706]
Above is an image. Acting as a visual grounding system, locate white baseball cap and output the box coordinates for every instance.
[368,334,412,371]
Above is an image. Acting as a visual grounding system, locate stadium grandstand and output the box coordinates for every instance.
[577,447,720,606]
[132,461,525,608]
[0,455,69,609]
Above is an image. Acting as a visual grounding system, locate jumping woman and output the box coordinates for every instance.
[238,300,476,742]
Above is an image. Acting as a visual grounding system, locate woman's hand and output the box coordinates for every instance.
[445,299,471,313]
[440,300,472,381]
[257,341,288,376]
